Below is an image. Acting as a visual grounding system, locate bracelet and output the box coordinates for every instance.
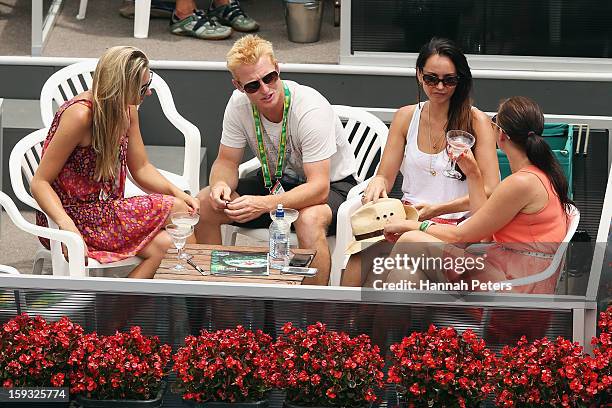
[419,220,436,232]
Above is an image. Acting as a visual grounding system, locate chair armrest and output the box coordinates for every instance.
[238,157,261,178]
[498,242,569,288]
[347,178,370,200]
[330,195,363,285]
[0,192,86,277]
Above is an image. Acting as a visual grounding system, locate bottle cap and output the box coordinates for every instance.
[275,203,284,218]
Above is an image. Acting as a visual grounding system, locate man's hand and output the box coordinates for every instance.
[224,195,271,223]
[210,182,232,211]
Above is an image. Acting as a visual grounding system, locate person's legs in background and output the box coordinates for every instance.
[170,0,233,40]
[207,0,259,32]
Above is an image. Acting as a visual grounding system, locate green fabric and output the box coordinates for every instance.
[497,123,573,197]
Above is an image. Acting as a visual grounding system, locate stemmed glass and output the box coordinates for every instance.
[165,224,194,271]
[443,130,476,179]
[170,211,200,260]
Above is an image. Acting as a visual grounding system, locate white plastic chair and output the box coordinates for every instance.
[40,59,201,196]
[222,105,389,285]
[9,129,140,277]
[77,0,152,38]
[499,203,580,289]
[0,191,86,277]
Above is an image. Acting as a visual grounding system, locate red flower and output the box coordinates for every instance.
[68,327,170,400]
[0,314,82,388]
[388,325,496,407]
[172,326,273,404]
[266,322,384,407]
[494,334,610,407]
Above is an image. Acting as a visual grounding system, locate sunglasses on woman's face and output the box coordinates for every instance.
[140,71,153,97]
[491,114,507,134]
[241,71,279,94]
[422,73,460,87]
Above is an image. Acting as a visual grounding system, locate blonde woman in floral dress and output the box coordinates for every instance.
[32,46,199,278]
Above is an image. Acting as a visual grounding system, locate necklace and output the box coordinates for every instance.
[426,103,446,176]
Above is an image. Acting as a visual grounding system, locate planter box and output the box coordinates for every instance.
[75,381,166,408]
[284,403,370,408]
[284,404,333,408]
[185,400,269,407]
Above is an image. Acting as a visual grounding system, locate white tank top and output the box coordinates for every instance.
[400,102,469,220]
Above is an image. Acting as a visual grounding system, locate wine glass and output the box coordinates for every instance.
[443,130,475,179]
[170,212,199,259]
[165,224,194,271]
[171,211,200,227]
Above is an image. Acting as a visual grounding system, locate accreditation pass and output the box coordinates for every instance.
[0,387,69,402]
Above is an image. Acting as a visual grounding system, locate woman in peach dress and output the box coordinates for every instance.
[383,96,572,294]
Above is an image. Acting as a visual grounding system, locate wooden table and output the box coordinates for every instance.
[156,244,315,285]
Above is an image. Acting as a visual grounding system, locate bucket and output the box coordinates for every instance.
[284,0,324,43]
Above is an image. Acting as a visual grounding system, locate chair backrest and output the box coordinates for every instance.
[41,60,96,127]
[40,60,201,194]
[332,105,389,183]
[40,60,178,128]
[500,203,580,288]
[9,128,48,211]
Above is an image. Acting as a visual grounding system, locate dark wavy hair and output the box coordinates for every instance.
[416,38,474,180]
[416,37,474,136]
[497,96,573,212]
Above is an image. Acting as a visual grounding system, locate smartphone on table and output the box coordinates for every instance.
[289,253,314,267]
[281,266,318,277]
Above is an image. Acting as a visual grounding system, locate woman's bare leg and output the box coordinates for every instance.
[386,230,446,284]
[129,196,195,279]
[341,254,363,286]
[130,231,172,278]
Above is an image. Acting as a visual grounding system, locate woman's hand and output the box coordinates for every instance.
[456,149,481,179]
[362,176,388,203]
[57,220,88,265]
[414,203,441,221]
[178,191,200,214]
[383,219,420,241]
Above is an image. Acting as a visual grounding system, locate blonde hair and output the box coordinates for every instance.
[91,46,149,181]
[226,35,277,77]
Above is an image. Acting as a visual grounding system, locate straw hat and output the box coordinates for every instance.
[345,198,419,255]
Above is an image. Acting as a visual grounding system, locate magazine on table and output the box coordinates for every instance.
[210,250,270,276]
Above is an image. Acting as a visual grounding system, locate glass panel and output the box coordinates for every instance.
[351,0,612,58]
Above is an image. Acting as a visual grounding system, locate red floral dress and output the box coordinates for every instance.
[36,99,174,263]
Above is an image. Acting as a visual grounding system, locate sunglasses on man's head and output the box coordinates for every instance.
[140,71,153,97]
[422,73,460,87]
[241,71,279,94]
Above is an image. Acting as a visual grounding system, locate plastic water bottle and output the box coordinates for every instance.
[269,204,290,269]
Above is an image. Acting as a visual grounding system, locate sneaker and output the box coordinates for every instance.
[207,0,259,32]
[170,10,233,40]
[119,0,174,19]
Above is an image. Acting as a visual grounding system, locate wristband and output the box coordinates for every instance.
[419,220,436,232]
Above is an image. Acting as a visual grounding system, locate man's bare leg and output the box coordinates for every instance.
[195,186,238,244]
[294,204,332,286]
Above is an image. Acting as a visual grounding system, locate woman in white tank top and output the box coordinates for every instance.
[342,38,499,286]
[362,38,499,224]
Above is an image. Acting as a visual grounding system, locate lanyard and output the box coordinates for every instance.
[252,82,291,190]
